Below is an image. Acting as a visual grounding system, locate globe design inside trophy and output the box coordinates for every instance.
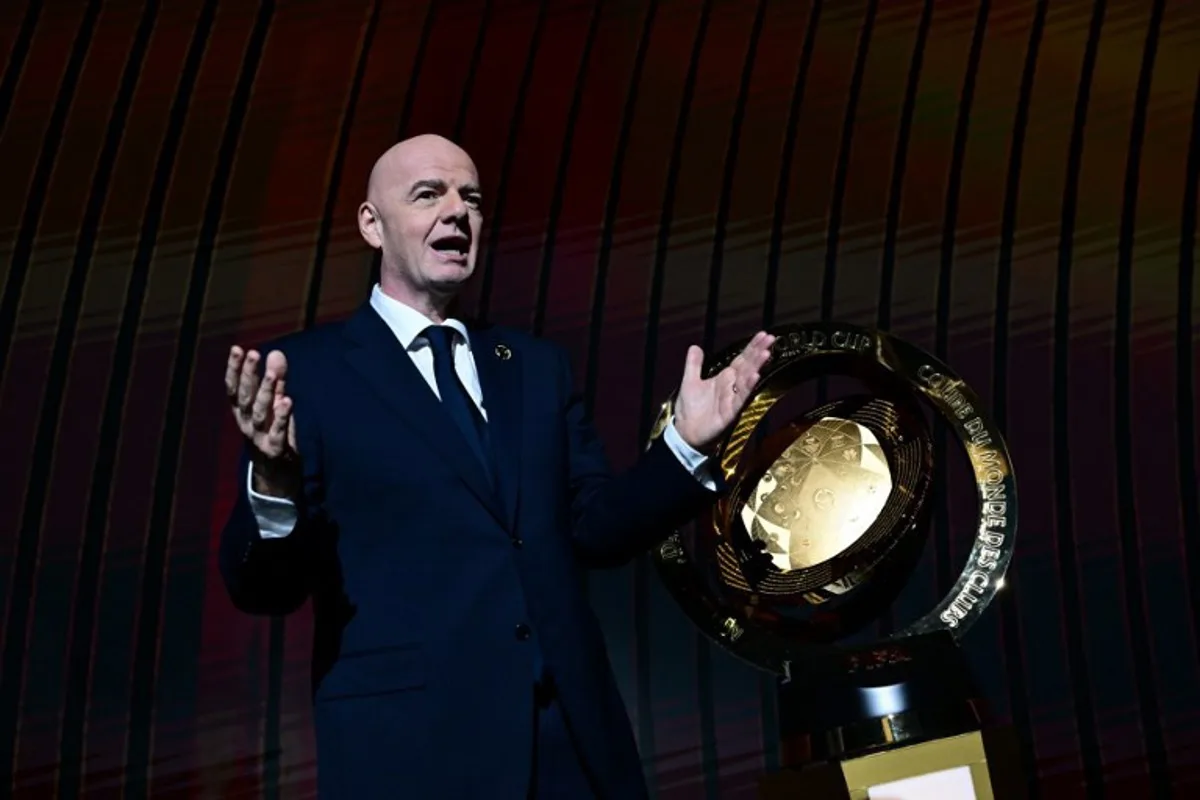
[740,414,896,573]
[648,322,1020,799]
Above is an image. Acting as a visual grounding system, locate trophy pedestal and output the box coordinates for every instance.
[757,726,1025,799]
[757,632,1025,799]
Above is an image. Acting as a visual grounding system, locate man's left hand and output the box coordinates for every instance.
[673,331,777,454]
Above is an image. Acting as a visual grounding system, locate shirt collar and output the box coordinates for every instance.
[370,283,471,351]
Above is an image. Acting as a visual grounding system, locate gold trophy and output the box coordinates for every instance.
[648,323,1020,800]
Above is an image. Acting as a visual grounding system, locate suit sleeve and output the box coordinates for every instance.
[218,343,325,615]
[559,347,721,568]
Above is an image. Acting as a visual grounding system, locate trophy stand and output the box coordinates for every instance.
[759,632,1026,799]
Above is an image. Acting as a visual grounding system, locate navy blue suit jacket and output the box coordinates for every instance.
[219,301,715,798]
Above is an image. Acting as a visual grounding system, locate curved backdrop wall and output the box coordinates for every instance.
[0,0,1197,797]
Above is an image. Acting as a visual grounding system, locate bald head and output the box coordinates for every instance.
[367,134,479,203]
[358,134,483,319]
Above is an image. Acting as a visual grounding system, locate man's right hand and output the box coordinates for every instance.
[226,346,301,499]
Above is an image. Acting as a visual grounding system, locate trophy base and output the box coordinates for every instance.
[759,631,1025,798]
[757,726,1027,799]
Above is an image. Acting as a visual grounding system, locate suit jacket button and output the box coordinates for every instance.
[512,537,523,549]
[515,623,531,641]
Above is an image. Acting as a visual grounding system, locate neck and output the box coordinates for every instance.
[378,276,451,323]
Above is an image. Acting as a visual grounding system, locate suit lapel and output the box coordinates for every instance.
[341,304,506,528]
[471,325,522,531]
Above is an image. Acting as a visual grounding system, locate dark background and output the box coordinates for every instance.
[0,0,1197,797]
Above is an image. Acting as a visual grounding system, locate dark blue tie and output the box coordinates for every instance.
[423,325,490,477]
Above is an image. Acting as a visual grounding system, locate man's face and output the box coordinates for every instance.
[361,139,483,302]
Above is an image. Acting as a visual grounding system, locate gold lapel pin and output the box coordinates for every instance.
[494,344,512,361]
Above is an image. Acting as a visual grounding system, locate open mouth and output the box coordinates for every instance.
[430,235,470,263]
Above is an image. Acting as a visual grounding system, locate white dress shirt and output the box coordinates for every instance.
[247,284,715,538]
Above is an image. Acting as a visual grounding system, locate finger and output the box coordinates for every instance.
[287,409,298,454]
[761,331,777,353]
[225,346,245,399]
[745,330,772,355]
[731,331,768,367]
[749,344,773,370]
[236,351,261,411]
[267,396,291,449]
[726,365,758,395]
[682,345,704,385]
[730,346,765,377]
[264,349,289,382]
[742,332,775,368]
[742,331,766,347]
[251,367,278,430]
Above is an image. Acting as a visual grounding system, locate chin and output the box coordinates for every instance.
[420,258,467,276]
[427,269,473,293]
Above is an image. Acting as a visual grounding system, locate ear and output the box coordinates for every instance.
[358,202,382,249]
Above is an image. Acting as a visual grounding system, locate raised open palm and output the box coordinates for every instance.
[673,330,776,453]
[225,346,300,495]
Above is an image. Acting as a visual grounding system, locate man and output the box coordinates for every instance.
[220,134,775,798]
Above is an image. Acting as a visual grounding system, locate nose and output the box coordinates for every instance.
[439,191,469,221]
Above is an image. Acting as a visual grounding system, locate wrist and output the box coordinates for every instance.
[672,419,715,456]
[250,455,300,499]
[668,416,716,458]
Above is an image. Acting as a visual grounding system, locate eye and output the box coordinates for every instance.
[415,190,437,201]
[465,194,482,209]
